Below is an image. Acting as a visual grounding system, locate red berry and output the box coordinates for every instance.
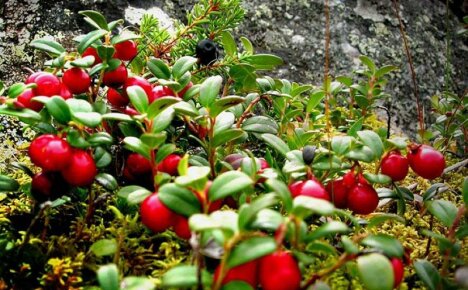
[259,158,270,170]
[26,71,46,84]
[61,150,97,187]
[114,40,138,61]
[325,179,348,209]
[17,89,43,111]
[140,193,175,233]
[107,88,129,108]
[224,154,244,170]
[288,178,330,201]
[149,85,176,103]
[173,214,191,240]
[347,183,379,215]
[157,154,181,176]
[214,260,258,288]
[259,251,301,290]
[59,84,72,100]
[28,135,72,171]
[407,144,445,180]
[123,107,139,116]
[126,153,152,176]
[33,73,61,96]
[380,151,409,182]
[103,64,128,87]
[31,172,54,200]
[196,181,223,213]
[178,82,193,98]
[62,67,91,94]
[123,76,152,100]
[343,171,356,188]
[391,258,404,287]
[123,166,135,182]
[82,47,102,65]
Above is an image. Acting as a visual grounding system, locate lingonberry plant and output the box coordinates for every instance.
[0,0,465,289]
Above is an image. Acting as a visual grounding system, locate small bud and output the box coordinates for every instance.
[302,145,316,165]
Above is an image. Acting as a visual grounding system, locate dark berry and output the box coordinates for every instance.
[302,145,316,165]
[196,39,218,65]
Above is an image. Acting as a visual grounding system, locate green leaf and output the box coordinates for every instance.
[292,196,335,218]
[375,65,397,78]
[345,146,375,163]
[361,234,404,258]
[97,264,119,290]
[140,133,167,149]
[240,36,254,54]
[90,239,117,257]
[221,31,238,56]
[209,171,253,201]
[414,260,441,290]
[357,253,393,290]
[199,76,222,108]
[265,179,293,212]
[307,90,325,112]
[463,177,468,206]
[261,134,290,157]
[210,96,245,117]
[172,56,197,79]
[30,38,65,56]
[111,31,140,44]
[72,112,102,127]
[307,221,350,241]
[348,117,364,137]
[155,144,176,163]
[70,55,96,68]
[161,265,212,289]
[8,83,26,98]
[121,277,155,290]
[97,46,116,62]
[158,183,201,216]
[212,129,245,147]
[341,236,359,254]
[367,213,405,228]
[426,200,458,227]
[102,112,133,122]
[250,208,284,231]
[66,129,90,148]
[126,86,149,114]
[0,175,20,192]
[118,185,152,204]
[123,137,151,159]
[242,54,283,70]
[44,96,72,124]
[331,136,353,155]
[386,137,407,150]
[0,106,42,122]
[173,101,199,117]
[229,64,257,91]
[95,173,118,191]
[359,55,376,73]
[66,98,93,113]
[147,58,171,80]
[422,183,446,201]
[363,173,391,184]
[79,10,109,30]
[152,107,175,133]
[77,29,108,54]
[175,166,210,187]
[227,237,277,268]
[357,130,384,159]
[147,96,180,119]
[238,193,278,230]
[242,116,278,135]
[94,147,112,168]
[189,212,237,233]
[88,132,113,146]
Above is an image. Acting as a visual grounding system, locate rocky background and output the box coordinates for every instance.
[0,0,466,137]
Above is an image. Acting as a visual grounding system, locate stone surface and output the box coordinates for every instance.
[1,0,466,137]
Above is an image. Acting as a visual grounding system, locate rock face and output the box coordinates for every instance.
[1,0,466,137]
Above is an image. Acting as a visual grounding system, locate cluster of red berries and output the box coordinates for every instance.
[28,134,97,200]
[214,250,301,290]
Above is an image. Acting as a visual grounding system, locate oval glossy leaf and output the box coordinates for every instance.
[172,56,197,79]
[367,213,405,228]
[0,106,42,122]
[161,265,212,289]
[414,259,441,290]
[70,55,96,68]
[175,166,210,187]
[152,107,175,133]
[102,113,133,122]
[94,147,112,168]
[78,29,108,54]
[158,183,201,216]
[242,116,278,135]
[363,173,391,185]
[210,96,245,117]
[0,175,20,192]
[227,237,277,268]
[361,234,404,258]
[307,221,350,241]
[123,137,151,159]
[292,196,335,218]
[238,193,278,230]
[97,264,120,290]
[45,96,72,124]
[79,10,109,30]
[425,200,458,227]
[209,171,253,201]
[121,277,155,290]
[357,130,384,160]
[242,54,283,70]
[30,38,65,56]
[73,112,102,128]
[265,178,293,212]
[331,136,353,155]
[88,132,113,146]
[90,239,117,257]
[147,58,171,80]
[126,86,149,114]
[214,112,235,135]
[261,134,290,157]
[221,31,238,56]
[250,208,284,231]
[199,76,222,108]
[118,185,152,204]
[212,129,244,147]
[357,253,393,290]
[95,173,118,191]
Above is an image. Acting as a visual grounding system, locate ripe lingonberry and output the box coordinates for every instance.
[347,183,379,215]
[62,67,91,94]
[82,47,102,64]
[380,151,409,181]
[28,134,72,171]
[126,153,152,176]
[103,63,128,87]
[173,214,191,240]
[224,153,244,170]
[140,193,175,233]
[390,258,404,288]
[60,84,72,100]
[157,154,181,176]
[213,260,258,288]
[123,76,153,100]
[196,39,218,65]
[149,85,176,103]
[26,71,45,84]
[325,178,348,209]
[407,144,445,180]
[61,150,97,187]
[17,89,43,112]
[31,171,69,201]
[107,88,129,108]
[288,178,330,201]
[259,251,301,290]
[114,40,138,61]
[33,73,61,96]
